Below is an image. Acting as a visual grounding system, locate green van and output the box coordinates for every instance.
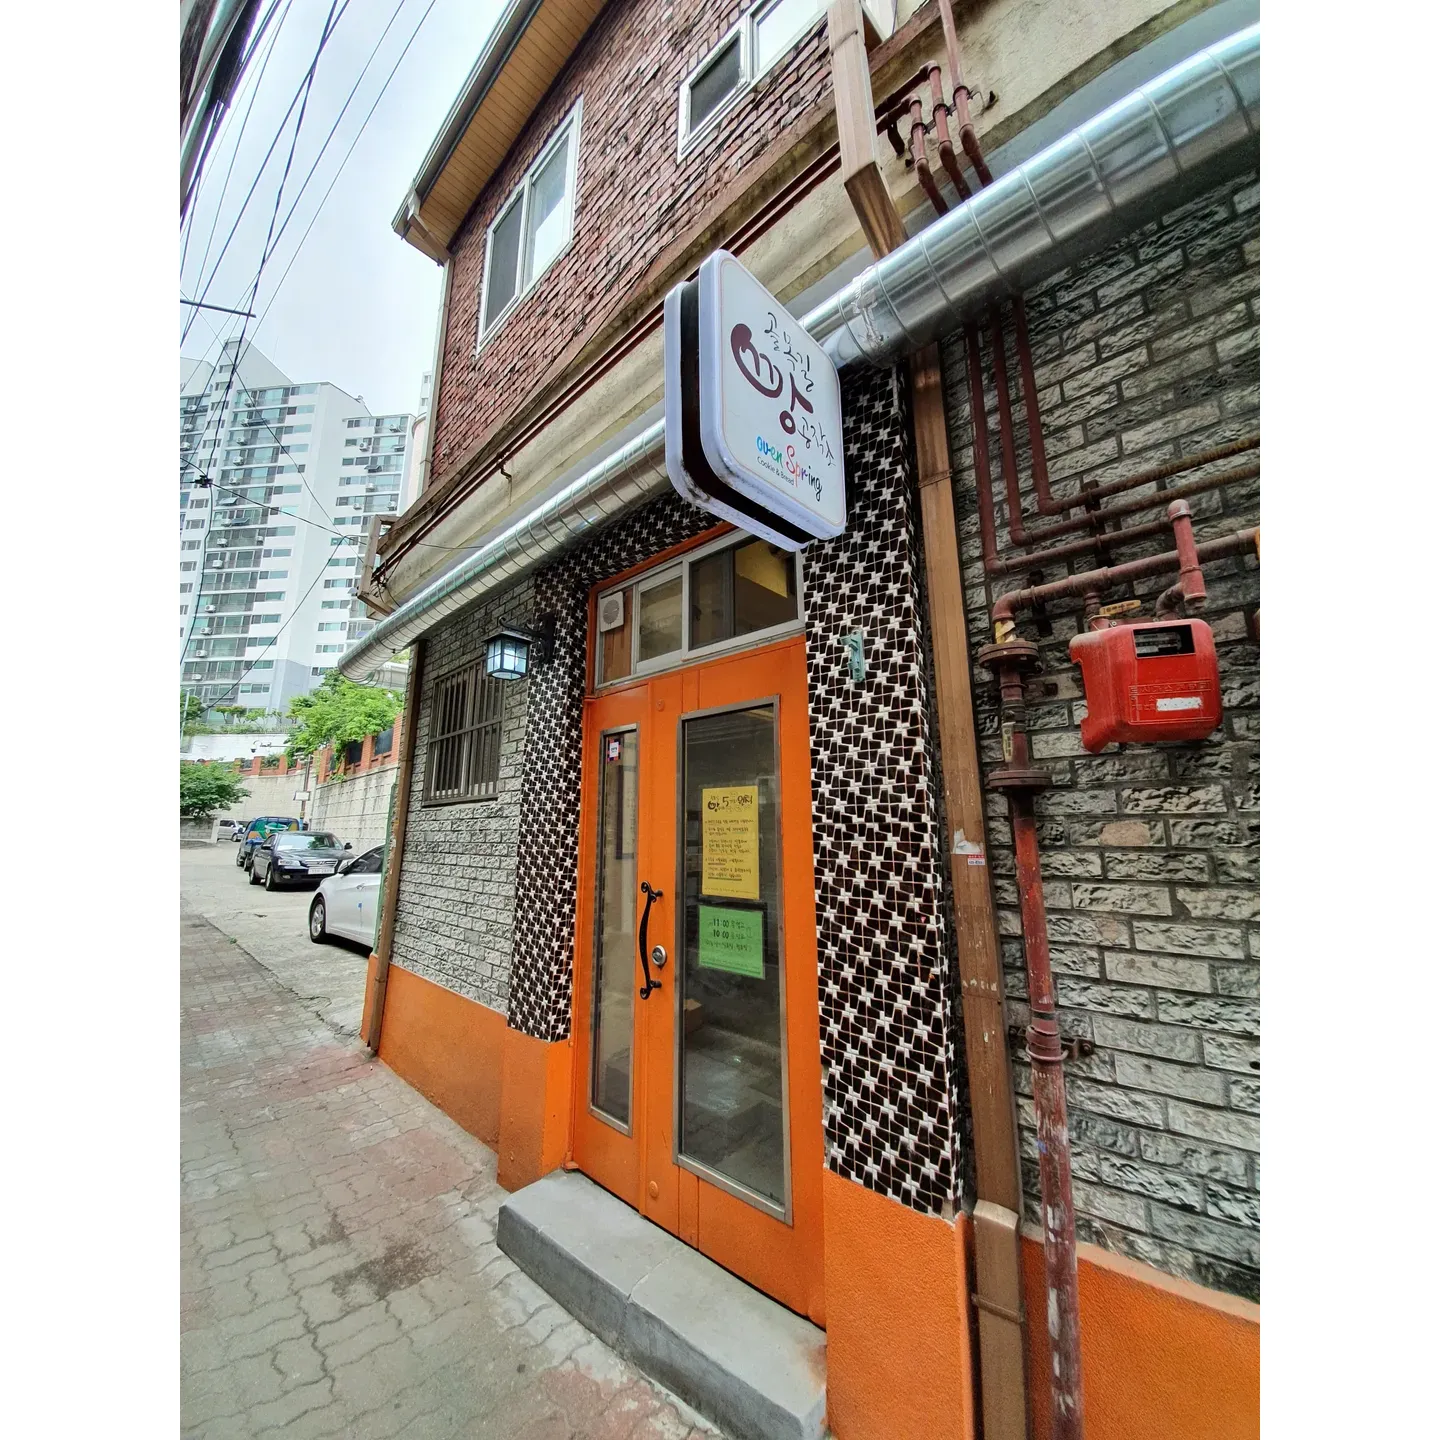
[235,815,301,871]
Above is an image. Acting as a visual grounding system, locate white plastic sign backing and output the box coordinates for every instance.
[697,251,845,541]
[664,279,819,551]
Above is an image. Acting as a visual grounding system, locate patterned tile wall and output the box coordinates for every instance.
[802,364,966,1216]
[507,498,713,1041]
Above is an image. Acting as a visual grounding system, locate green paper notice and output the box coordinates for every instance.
[697,905,765,978]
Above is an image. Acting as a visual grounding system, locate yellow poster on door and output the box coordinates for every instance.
[701,785,759,900]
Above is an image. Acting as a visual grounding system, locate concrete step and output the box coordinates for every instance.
[498,1170,827,1440]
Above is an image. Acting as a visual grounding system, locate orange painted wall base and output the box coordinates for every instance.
[368,965,1257,1440]
[374,964,507,1145]
[1020,1232,1259,1440]
[823,1171,977,1440]
[496,1027,572,1191]
[369,965,573,1194]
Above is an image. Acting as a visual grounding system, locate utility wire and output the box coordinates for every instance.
[183,305,390,539]
[181,0,352,348]
[248,0,413,289]
[249,0,443,339]
[182,0,342,696]
[181,0,288,224]
[180,458,365,546]
[181,0,294,292]
[188,543,361,711]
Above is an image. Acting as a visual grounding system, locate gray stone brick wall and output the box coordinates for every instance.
[391,581,534,1013]
[938,171,1260,1300]
[311,761,398,852]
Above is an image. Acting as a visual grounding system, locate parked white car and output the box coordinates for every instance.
[308,845,384,947]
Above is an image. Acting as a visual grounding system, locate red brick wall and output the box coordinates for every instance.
[431,0,835,480]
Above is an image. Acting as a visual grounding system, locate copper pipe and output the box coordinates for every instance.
[929,65,971,200]
[959,120,994,187]
[936,0,965,100]
[936,0,994,186]
[910,98,947,214]
[992,528,1258,630]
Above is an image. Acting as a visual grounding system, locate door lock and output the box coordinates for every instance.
[650,944,667,969]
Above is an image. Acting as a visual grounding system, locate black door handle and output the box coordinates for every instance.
[638,880,663,999]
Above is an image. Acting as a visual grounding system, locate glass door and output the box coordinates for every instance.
[677,701,789,1218]
[571,635,824,1323]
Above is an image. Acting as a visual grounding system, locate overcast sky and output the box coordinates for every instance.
[180,0,505,416]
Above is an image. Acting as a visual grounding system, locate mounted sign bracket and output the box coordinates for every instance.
[664,250,846,550]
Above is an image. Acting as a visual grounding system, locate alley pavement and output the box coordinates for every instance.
[180,873,719,1439]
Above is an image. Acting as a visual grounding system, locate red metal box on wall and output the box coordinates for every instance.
[1068,619,1222,752]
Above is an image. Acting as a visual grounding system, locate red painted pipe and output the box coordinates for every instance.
[1156,499,1207,615]
[1012,302,1055,510]
[910,99,948,215]
[1010,461,1260,548]
[966,325,1000,564]
[992,528,1259,629]
[1013,791,1084,1437]
[929,65,972,201]
[989,313,1030,547]
[986,649,1085,1440]
[985,515,1177,576]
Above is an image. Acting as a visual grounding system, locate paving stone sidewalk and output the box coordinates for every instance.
[181,902,719,1440]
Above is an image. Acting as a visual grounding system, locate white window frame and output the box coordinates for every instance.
[476,99,584,348]
[677,0,827,157]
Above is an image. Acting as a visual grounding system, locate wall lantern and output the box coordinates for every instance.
[483,618,553,681]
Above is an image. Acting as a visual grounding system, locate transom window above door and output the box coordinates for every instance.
[595,531,803,687]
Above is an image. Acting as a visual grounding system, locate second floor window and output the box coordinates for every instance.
[478,101,583,343]
[679,0,826,152]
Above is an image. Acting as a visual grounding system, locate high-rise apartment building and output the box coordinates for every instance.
[179,338,410,713]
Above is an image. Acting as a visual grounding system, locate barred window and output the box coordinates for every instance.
[423,662,504,803]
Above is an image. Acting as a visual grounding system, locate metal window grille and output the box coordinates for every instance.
[424,662,504,803]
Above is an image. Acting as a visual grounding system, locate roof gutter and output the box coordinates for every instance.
[391,0,547,249]
[342,22,1259,682]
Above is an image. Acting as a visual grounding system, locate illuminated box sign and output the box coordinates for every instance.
[665,250,846,550]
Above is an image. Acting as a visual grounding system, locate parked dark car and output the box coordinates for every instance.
[249,831,352,891]
[236,816,301,869]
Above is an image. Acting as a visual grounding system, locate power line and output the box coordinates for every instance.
[186,541,361,711]
[181,0,289,223]
[182,0,293,331]
[249,0,443,339]
[249,0,413,290]
[181,0,353,348]
[181,0,343,683]
[180,459,364,546]
[180,299,257,318]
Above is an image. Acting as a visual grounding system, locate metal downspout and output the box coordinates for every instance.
[338,23,1259,683]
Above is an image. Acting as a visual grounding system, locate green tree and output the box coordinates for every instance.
[180,762,251,819]
[286,673,401,764]
[180,691,209,734]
